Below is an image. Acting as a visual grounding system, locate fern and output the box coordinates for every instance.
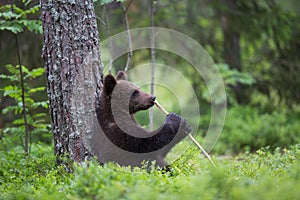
[0,2,42,34]
[0,65,50,150]
[218,64,256,86]
[0,1,47,152]
[199,64,255,105]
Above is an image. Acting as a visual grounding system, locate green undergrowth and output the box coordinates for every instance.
[204,105,300,154]
[0,143,299,200]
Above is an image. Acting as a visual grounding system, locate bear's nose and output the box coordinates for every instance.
[151,96,156,101]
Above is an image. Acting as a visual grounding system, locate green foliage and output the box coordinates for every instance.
[0,1,42,34]
[0,144,69,200]
[215,64,255,104]
[146,0,300,105]
[218,64,255,86]
[190,63,255,105]
[64,145,300,200]
[212,105,300,154]
[1,144,299,199]
[0,64,50,150]
[222,0,300,105]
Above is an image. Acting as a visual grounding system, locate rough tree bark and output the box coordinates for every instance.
[40,0,103,165]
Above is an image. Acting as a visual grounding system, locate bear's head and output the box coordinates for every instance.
[103,71,156,114]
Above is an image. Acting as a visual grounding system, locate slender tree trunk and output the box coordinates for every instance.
[221,0,241,71]
[221,0,245,103]
[149,0,156,130]
[10,1,30,154]
[40,0,103,166]
[121,2,133,73]
[223,28,241,71]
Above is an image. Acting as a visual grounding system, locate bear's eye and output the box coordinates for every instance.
[132,90,139,97]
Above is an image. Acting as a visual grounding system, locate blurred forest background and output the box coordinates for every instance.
[1,0,300,154]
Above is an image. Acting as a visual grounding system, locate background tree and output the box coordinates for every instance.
[40,0,103,165]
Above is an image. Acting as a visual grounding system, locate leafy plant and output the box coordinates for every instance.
[0,64,50,151]
[218,63,255,104]
[0,1,42,34]
[0,144,68,200]
[183,62,255,106]
[0,0,48,152]
[0,143,299,199]
[212,105,300,154]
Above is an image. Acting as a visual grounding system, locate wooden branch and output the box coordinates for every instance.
[121,2,133,73]
[103,5,113,74]
[149,0,156,130]
[124,0,134,14]
[154,101,217,168]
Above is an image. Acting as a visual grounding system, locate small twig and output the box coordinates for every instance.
[149,0,156,131]
[95,16,106,26]
[154,101,169,116]
[124,0,134,14]
[103,5,113,74]
[154,101,217,168]
[121,2,133,73]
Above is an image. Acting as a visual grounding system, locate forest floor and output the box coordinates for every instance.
[0,143,299,200]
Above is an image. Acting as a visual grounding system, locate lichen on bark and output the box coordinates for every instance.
[41,0,103,164]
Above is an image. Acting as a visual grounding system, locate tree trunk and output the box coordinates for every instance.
[40,0,103,165]
[221,0,245,104]
[221,0,241,71]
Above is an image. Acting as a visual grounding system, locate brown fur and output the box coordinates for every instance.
[96,71,191,167]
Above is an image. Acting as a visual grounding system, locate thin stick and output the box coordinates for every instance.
[149,0,156,130]
[103,5,113,74]
[154,101,169,116]
[121,2,133,73]
[154,101,217,168]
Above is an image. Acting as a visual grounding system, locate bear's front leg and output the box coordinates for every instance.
[153,113,192,167]
[165,113,192,137]
[157,113,192,152]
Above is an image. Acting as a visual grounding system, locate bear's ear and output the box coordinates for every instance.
[116,71,127,81]
[104,74,117,95]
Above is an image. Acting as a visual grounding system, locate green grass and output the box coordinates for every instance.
[0,143,299,200]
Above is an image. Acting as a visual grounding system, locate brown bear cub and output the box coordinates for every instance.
[96,71,191,169]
